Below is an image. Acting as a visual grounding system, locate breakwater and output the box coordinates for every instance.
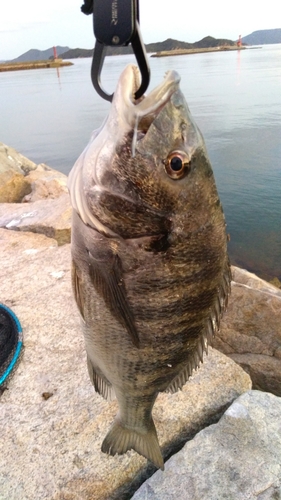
[0,59,73,72]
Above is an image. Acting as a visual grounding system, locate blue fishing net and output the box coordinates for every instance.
[0,304,23,387]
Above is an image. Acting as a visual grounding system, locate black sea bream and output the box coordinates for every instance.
[68,65,231,470]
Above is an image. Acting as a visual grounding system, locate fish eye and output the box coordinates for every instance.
[164,151,190,179]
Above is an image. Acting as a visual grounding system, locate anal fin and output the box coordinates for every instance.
[165,335,207,394]
[87,355,115,402]
[165,359,196,394]
[101,416,164,470]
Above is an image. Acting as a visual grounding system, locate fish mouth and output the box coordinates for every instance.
[113,64,181,138]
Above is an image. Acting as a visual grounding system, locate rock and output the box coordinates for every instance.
[0,171,30,203]
[0,193,71,245]
[132,390,281,500]
[0,143,70,244]
[270,277,281,289]
[0,143,36,202]
[0,142,68,204]
[0,143,37,175]
[214,266,281,396]
[0,230,251,500]
[231,267,281,297]
[22,163,68,202]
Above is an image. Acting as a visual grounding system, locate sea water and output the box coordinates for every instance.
[0,45,280,280]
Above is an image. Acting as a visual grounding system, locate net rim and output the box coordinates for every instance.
[0,304,23,385]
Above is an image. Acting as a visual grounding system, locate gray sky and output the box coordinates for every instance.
[0,0,279,60]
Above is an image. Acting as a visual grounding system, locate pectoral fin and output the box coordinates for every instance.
[71,209,140,348]
[88,249,140,348]
[71,260,85,320]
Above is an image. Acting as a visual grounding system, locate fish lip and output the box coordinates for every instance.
[114,64,181,130]
[134,68,181,118]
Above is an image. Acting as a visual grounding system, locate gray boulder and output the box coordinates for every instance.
[132,390,281,500]
[214,267,281,396]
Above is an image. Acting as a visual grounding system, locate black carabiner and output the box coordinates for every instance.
[81,0,150,102]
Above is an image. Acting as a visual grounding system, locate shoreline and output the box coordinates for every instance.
[151,46,246,58]
[0,59,73,72]
[0,46,247,72]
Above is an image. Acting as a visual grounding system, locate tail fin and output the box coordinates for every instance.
[101,417,164,470]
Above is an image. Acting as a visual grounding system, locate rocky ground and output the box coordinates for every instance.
[0,143,280,499]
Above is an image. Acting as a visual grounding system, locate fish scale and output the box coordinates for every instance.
[68,64,231,470]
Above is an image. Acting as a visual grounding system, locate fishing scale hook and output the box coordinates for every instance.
[81,0,150,102]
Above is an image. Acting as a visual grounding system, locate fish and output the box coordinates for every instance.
[68,64,231,470]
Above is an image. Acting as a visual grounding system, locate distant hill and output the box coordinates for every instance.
[10,37,237,63]
[241,29,281,45]
[193,36,236,48]
[59,37,235,59]
[11,46,70,62]
[147,36,235,51]
[60,47,93,59]
[59,40,195,60]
